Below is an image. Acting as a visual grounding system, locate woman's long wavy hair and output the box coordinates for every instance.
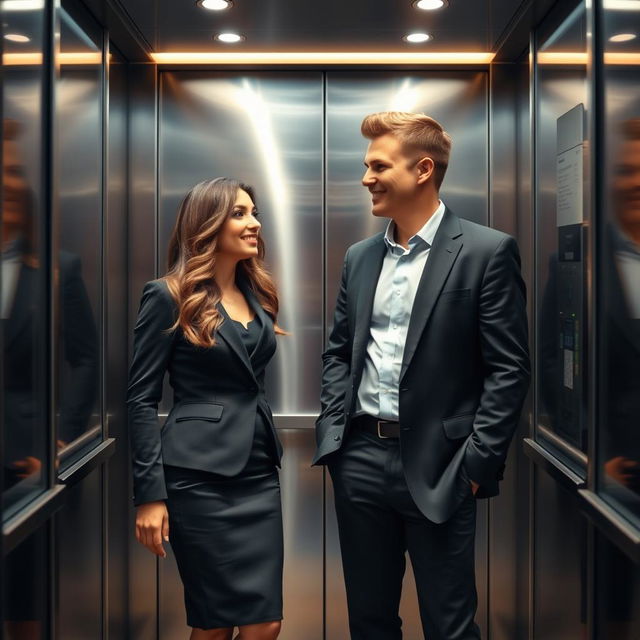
[164,177,282,348]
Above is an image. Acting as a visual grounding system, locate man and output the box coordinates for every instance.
[313,112,530,639]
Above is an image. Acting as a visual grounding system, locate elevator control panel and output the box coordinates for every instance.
[553,104,587,450]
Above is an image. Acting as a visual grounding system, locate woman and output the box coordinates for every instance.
[128,178,284,640]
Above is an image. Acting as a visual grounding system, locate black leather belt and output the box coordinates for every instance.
[352,414,401,439]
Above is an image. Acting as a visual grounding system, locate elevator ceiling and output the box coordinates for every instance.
[119,0,530,53]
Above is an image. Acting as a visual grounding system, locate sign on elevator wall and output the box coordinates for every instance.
[554,103,586,449]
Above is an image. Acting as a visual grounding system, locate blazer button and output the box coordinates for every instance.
[333,435,341,441]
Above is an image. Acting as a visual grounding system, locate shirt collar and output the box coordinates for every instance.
[384,200,446,254]
[2,233,24,261]
[613,223,640,258]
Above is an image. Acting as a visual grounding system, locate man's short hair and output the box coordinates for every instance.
[361,111,452,190]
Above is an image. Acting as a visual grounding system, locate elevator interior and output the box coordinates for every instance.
[2,0,640,639]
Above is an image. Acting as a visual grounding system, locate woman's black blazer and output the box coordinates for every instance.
[127,278,282,506]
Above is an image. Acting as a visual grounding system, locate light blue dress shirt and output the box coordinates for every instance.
[355,201,446,421]
[1,235,23,320]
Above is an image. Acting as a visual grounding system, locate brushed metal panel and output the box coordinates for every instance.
[278,428,324,640]
[595,532,640,639]
[1,2,50,519]
[533,469,586,639]
[2,526,48,634]
[158,72,324,416]
[158,428,323,639]
[105,49,130,640]
[487,62,530,640]
[57,6,102,456]
[127,61,159,640]
[534,4,589,459]
[325,71,490,638]
[325,71,489,327]
[57,472,102,639]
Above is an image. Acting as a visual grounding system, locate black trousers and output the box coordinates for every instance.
[328,429,481,640]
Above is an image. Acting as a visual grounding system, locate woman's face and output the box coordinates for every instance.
[216,188,261,260]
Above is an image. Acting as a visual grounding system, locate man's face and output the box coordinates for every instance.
[362,134,422,219]
[614,138,640,230]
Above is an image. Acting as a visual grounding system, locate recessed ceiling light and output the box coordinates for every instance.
[2,1,45,10]
[403,32,433,43]
[413,0,449,10]
[197,0,232,10]
[5,33,30,43]
[609,32,637,42]
[215,32,244,43]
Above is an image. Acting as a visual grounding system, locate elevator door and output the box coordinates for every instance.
[158,71,488,639]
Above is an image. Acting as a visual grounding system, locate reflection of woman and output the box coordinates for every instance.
[128,178,284,640]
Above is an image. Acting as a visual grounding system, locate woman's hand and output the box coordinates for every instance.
[136,501,170,557]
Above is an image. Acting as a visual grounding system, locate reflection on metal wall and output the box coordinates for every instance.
[535,3,589,462]
[56,6,103,463]
[58,473,103,638]
[534,471,585,639]
[159,72,324,415]
[1,0,49,523]
[106,47,130,640]
[128,62,160,640]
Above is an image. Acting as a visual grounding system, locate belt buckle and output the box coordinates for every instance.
[377,420,389,439]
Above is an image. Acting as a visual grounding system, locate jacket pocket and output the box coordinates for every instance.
[439,288,471,301]
[442,413,475,439]
[174,402,224,422]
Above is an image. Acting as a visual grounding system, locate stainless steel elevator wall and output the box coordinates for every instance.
[158,71,489,639]
[159,72,324,416]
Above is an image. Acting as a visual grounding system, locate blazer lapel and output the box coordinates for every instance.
[400,209,463,381]
[216,302,257,383]
[352,236,387,371]
[239,280,274,352]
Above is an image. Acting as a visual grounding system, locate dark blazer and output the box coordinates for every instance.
[314,208,530,524]
[4,251,98,464]
[601,229,640,461]
[127,278,282,506]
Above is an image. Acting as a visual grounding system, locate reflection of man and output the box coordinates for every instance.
[603,118,640,495]
[314,112,530,639]
[3,119,98,490]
